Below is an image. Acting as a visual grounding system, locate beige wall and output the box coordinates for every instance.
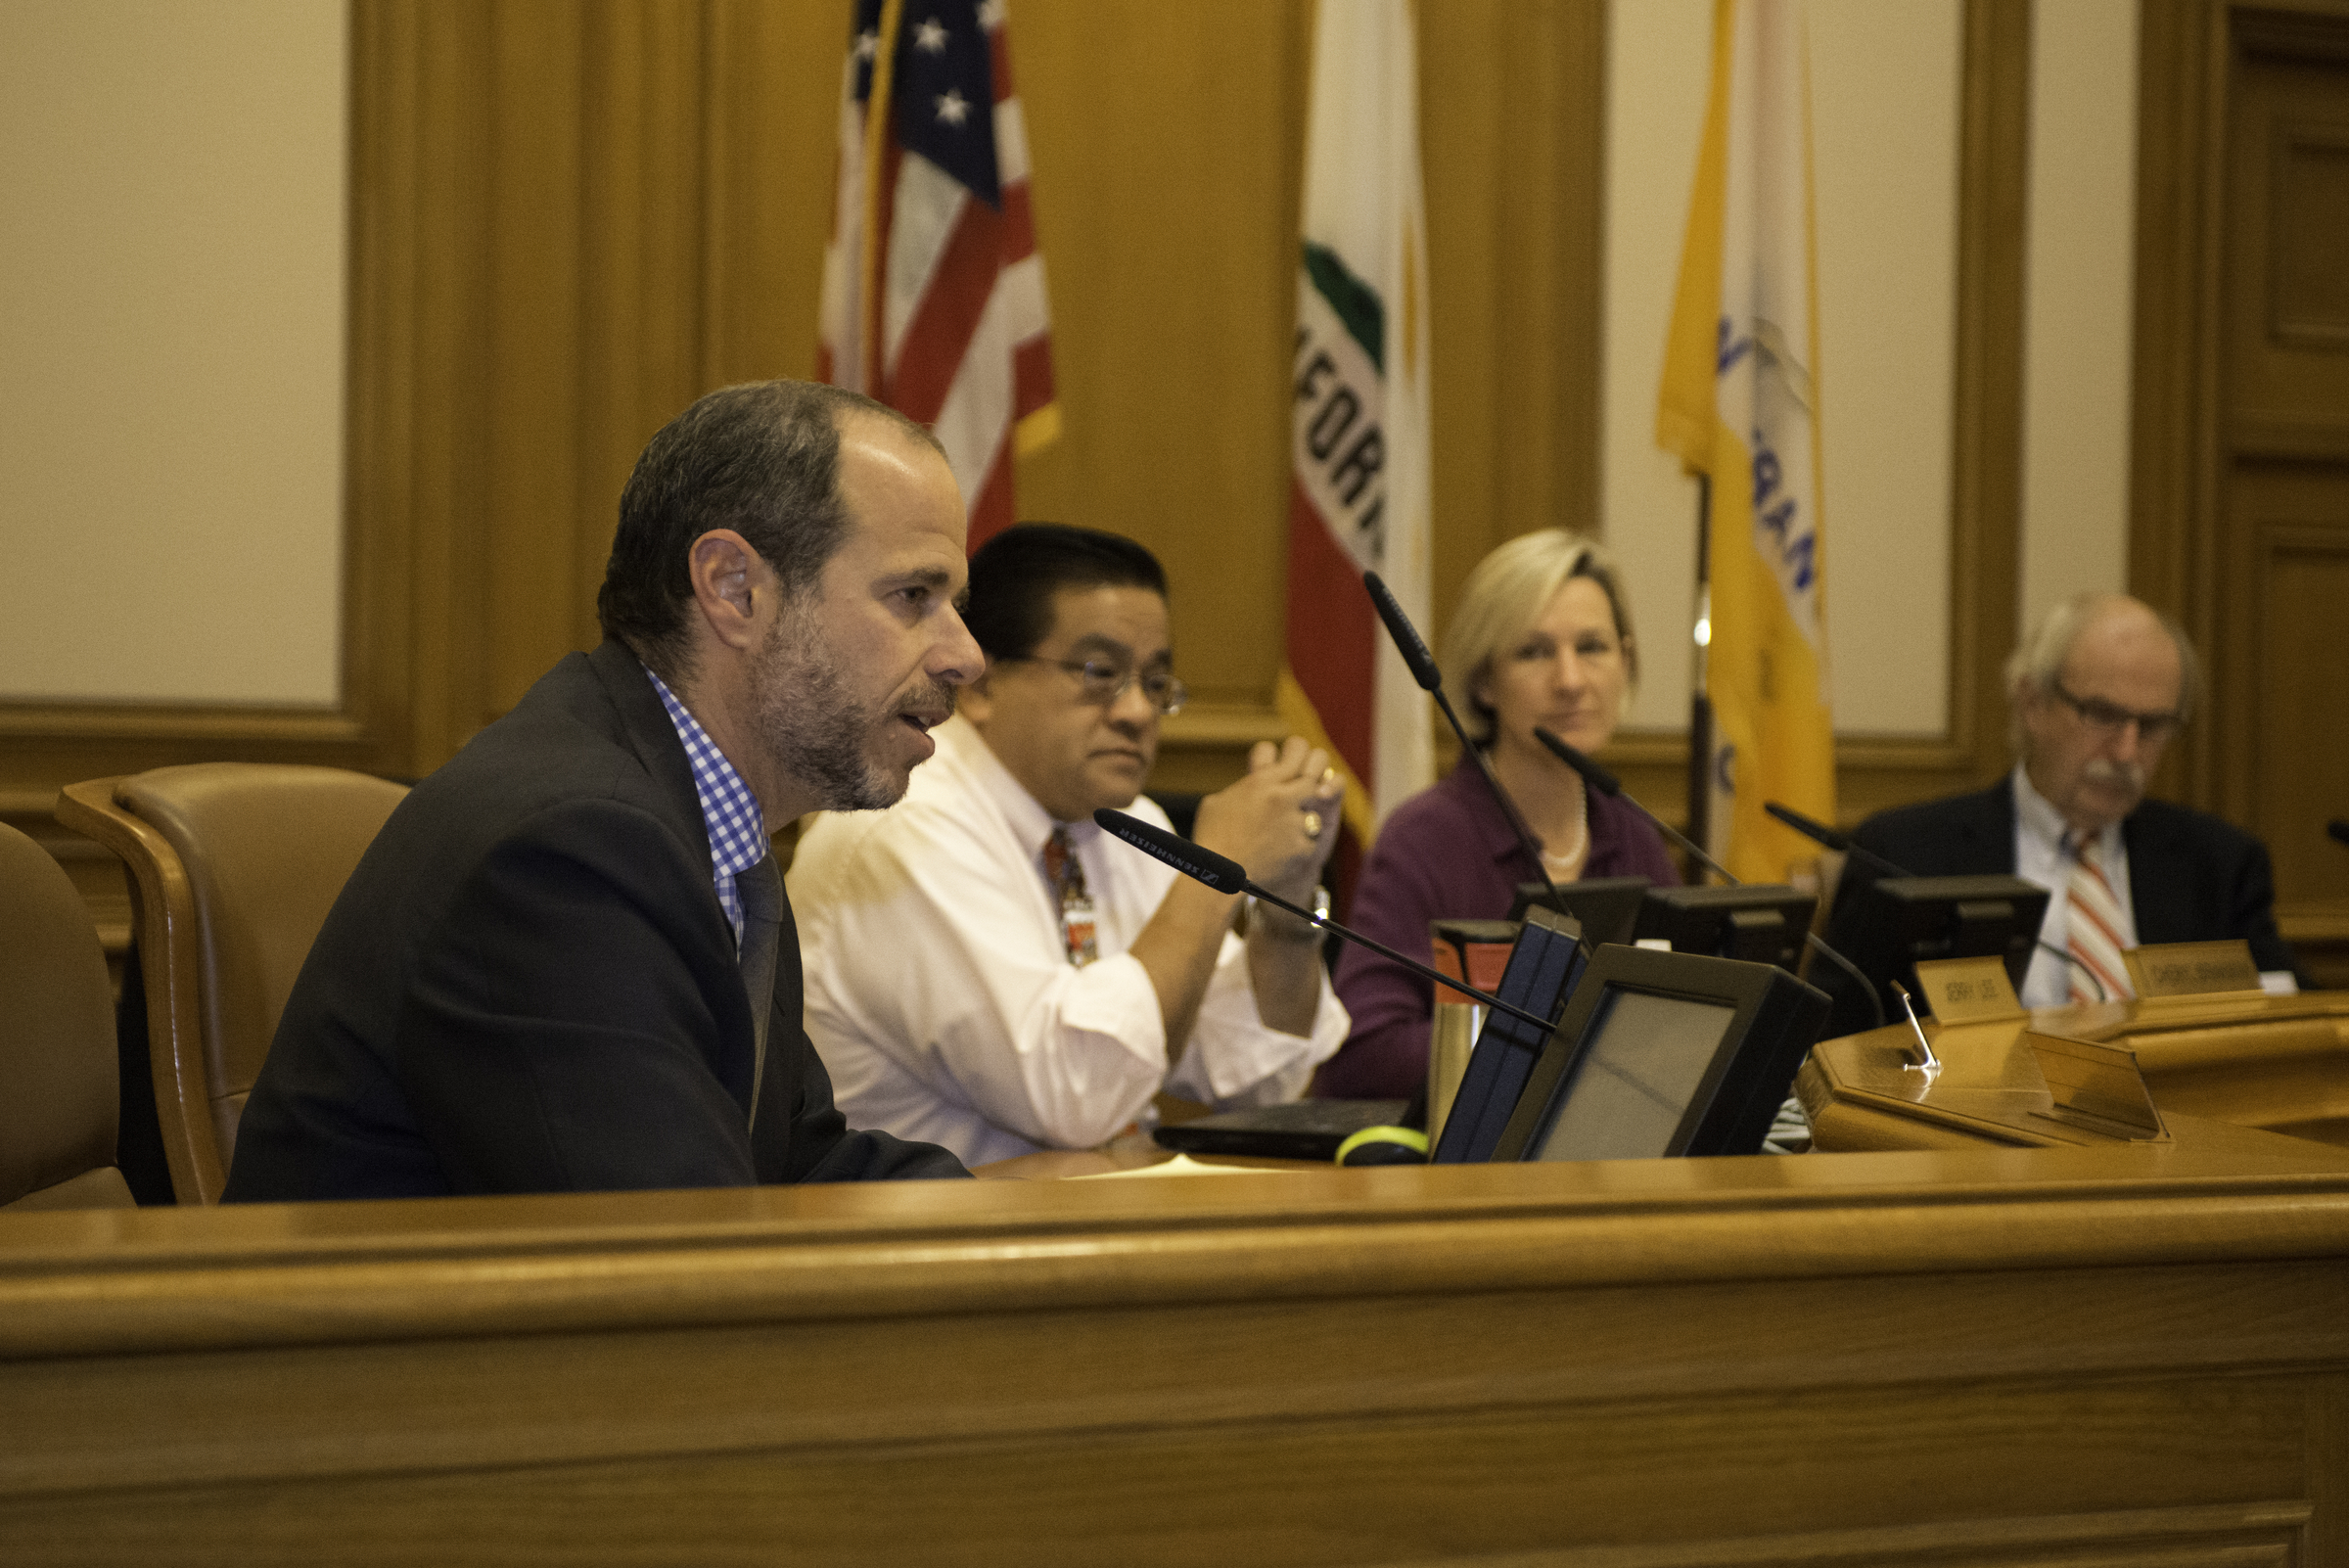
[0,0,346,707]
[1608,0,1961,741]
[0,0,2140,743]
[2019,0,2140,629]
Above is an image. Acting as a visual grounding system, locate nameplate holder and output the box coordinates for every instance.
[2025,1032,2169,1142]
[1912,955,2025,1023]
[2122,940,2263,999]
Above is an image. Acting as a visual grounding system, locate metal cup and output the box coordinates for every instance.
[1425,999,1483,1147]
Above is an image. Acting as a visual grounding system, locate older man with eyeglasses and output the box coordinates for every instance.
[788,524,1349,1165]
[1824,592,2303,1012]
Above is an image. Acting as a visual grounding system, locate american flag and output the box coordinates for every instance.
[818,0,1058,549]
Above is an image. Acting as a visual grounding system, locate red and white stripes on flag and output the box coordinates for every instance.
[1280,0,1433,849]
[818,0,1059,550]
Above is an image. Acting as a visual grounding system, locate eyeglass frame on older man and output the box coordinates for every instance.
[990,656,1189,715]
[2045,676,2183,744]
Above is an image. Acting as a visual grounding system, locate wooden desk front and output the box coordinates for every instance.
[6,1133,2349,1566]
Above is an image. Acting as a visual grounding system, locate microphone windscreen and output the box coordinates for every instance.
[1532,727,1622,797]
[1363,571,1444,693]
[1765,800,1852,852]
[2331,820,2349,848]
[1092,808,1249,894]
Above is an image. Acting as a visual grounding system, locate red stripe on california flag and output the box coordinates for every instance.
[1284,479,1378,777]
[889,200,999,422]
[1014,335,1053,417]
[966,437,1015,551]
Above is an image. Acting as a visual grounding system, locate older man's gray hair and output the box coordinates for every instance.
[2002,592,2202,751]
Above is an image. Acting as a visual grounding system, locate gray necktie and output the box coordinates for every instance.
[735,853,783,1133]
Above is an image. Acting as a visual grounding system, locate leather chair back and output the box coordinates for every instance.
[56,764,408,1203]
[0,821,135,1211]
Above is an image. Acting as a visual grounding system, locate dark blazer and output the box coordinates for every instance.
[1817,776,2303,1037]
[225,641,967,1201]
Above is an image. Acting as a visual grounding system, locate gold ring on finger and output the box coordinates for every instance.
[1303,809,1323,839]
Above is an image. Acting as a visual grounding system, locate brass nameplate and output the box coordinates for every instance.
[2122,940,2263,998]
[1912,956,2025,1023]
[2025,1032,2167,1142]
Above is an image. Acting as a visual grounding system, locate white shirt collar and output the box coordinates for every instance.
[934,714,1100,862]
[2012,761,2123,861]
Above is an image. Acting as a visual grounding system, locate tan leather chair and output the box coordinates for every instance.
[0,821,136,1212]
[56,764,408,1204]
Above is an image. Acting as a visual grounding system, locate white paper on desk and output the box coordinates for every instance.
[1069,1154,1301,1180]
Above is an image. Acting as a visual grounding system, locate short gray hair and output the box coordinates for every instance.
[2004,592,2201,749]
[1439,529,1637,747]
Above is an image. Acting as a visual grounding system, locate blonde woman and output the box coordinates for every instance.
[1315,530,1679,1099]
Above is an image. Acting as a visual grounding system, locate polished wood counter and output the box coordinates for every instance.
[1802,990,2349,1153]
[7,1132,2349,1566]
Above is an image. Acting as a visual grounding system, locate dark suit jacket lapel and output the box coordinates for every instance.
[1962,780,2018,875]
[584,639,714,878]
[2120,806,2188,944]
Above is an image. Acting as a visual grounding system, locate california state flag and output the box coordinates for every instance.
[1656,0,1836,881]
[1280,0,1433,847]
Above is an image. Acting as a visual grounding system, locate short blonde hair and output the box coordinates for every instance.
[1438,529,1637,747]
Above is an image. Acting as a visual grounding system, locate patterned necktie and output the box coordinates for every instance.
[1041,826,1098,967]
[2065,833,2134,1004]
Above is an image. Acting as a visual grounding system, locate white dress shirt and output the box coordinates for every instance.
[2010,765,2137,1007]
[788,715,1349,1166]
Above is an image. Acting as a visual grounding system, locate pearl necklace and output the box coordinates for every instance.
[1539,784,1589,871]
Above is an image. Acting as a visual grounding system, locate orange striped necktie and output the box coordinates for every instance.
[2065,833,2134,1003]
[1041,826,1098,967]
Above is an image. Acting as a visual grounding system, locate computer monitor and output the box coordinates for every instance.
[1822,873,2050,1036]
[1635,884,1818,972]
[1488,944,1830,1163]
[1507,876,1651,946]
[1429,905,1589,1164]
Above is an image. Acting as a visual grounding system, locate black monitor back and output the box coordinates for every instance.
[1490,945,1830,1163]
[1635,884,1817,972]
[1429,906,1589,1164]
[1831,873,2050,1025]
[1508,876,1651,945]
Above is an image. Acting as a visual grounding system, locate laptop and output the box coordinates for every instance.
[1152,1098,1412,1161]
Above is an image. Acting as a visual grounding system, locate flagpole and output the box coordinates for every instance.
[1686,472,1713,868]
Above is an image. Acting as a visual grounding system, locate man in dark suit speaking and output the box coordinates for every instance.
[1824,593,2300,1029]
[226,381,977,1200]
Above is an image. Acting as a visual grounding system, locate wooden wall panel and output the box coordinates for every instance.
[13,0,2030,875]
[2134,0,2349,989]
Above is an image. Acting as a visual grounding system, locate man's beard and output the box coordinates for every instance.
[750,606,954,812]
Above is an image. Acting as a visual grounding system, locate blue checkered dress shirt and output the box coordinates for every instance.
[646,669,768,948]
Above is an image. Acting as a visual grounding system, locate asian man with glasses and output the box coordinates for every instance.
[788,524,1352,1165]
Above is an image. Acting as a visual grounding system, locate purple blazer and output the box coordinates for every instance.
[1314,761,1681,1099]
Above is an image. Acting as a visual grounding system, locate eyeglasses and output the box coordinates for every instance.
[997,657,1188,715]
[2047,678,2182,743]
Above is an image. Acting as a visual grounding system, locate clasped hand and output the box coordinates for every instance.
[1191,737,1344,905]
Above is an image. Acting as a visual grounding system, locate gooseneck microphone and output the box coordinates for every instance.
[1362,571,1565,911]
[1531,729,1880,1028]
[1534,728,1738,887]
[1093,808,1562,1038]
[1761,797,2107,1004]
[1763,801,1909,880]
